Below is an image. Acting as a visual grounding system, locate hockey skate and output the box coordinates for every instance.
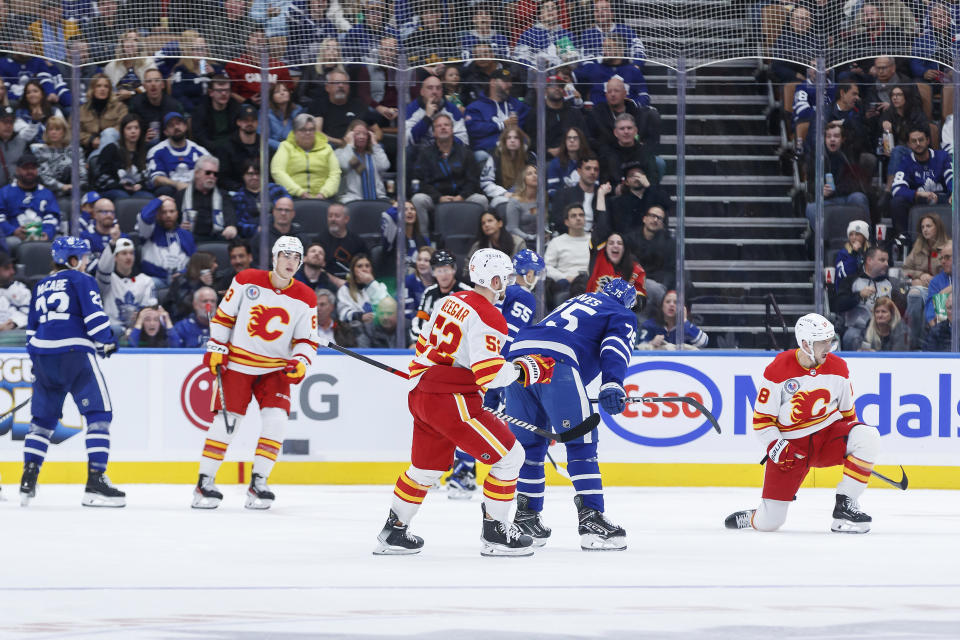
[575,494,627,551]
[191,473,223,509]
[245,473,275,510]
[82,471,126,507]
[445,461,477,500]
[19,461,39,507]
[513,493,551,547]
[373,510,424,555]
[831,494,871,533]
[480,504,534,557]
[725,509,757,530]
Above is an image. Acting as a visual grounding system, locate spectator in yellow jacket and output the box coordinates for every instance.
[270,113,341,199]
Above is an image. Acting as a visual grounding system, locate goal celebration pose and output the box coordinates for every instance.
[374,248,555,557]
[194,236,319,510]
[726,313,881,533]
[20,237,124,507]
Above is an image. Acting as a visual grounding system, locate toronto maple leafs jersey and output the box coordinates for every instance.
[95,243,158,328]
[146,139,210,187]
[752,350,857,446]
[509,292,637,387]
[891,149,954,202]
[0,184,60,239]
[27,269,114,356]
[210,269,320,376]
[498,284,536,347]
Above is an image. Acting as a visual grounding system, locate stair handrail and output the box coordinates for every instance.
[764,292,790,351]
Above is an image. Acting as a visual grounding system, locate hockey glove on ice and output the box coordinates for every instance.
[514,354,556,386]
[598,382,627,415]
[203,340,229,376]
[95,342,118,359]
[284,356,309,383]
[767,438,804,471]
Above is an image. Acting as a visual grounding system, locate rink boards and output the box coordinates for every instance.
[0,348,958,489]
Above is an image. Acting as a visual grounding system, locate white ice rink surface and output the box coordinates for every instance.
[0,484,957,639]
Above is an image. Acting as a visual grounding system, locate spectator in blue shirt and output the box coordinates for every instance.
[0,153,60,252]
[891,125,953,238]
[170,286,218,348]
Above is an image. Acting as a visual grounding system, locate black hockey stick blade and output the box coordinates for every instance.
[591,395,721,434]
[871,466,909,491]
[484,408,600,443]
[325,342,411,380]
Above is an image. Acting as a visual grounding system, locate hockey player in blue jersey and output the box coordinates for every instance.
[506,277,637,550]
[19,237,125,508]
[446,249,546,498]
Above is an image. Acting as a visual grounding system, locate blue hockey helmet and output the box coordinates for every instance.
[602,277,638,309]
[51,236,91,267]
[512,249,545,275]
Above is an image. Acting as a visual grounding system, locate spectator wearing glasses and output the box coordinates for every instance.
[147,112,210,197]
[625,204,675,296]
[231,159,289,238]
[190,75,242,153]
[175,156,238,243]
[270,113,342,200]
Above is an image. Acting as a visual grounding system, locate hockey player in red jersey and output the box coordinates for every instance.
[725,313,881,533]
[373,248,557,557]
[193,236,320,510]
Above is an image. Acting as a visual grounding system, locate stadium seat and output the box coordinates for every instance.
[115,198,152,234]
[294,199,330,236]
[908,204,953,239]
[196,241,229,268]
[433,201,484,268]
[347,199,390,248]
[16,241,53,284]
[823,206,869,249]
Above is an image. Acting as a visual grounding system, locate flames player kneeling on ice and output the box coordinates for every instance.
[726,313,881,533]
[193,236,319,509]
[373,248,556,556]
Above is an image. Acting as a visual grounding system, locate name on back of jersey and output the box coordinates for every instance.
[36,278,67,295]
[440,297,470,323]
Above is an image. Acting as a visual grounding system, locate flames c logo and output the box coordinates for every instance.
[247,305,290,341]
[789,388,831,423]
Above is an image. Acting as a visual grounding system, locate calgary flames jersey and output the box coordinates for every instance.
[409,290,513,391]
[210,269,320,376]
[752,350,857,444]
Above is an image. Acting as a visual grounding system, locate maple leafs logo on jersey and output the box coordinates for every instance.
[246,304,290,341]
[789,388,831,423]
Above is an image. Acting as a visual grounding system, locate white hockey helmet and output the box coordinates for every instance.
[795,313,838,358]
[272,235,304,271]
[468,248,515,296]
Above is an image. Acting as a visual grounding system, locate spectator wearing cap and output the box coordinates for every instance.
[146,112,210,198]
[214,103,266,192]
[524,74,585,159]
[835,219,871,292]
[308,69,378,149]
[608,160,670,238]
[574,36,650,108]
[587,75,660,152]
[0,153,60,251]
[96,236,159,335]
[176,155,238,243]
[410,113,489,232]
[231,158,289,238]
[190,74,243,152]
[128,68,184,145]
[405,74,468,148]
[0,106,31,186]
[599,113,661,186]
[0,251,30,338]
[464,68,530,154]
[513,0,579,67]
[79,191,101,234]
[270,113,341,200]
[137,195,197,286]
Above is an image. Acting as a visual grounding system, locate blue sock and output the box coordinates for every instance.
[24,424,52,467]
[453,449,475,470]
[517,441,547,511]
[567,442,604,512]
[86,422,111,473]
